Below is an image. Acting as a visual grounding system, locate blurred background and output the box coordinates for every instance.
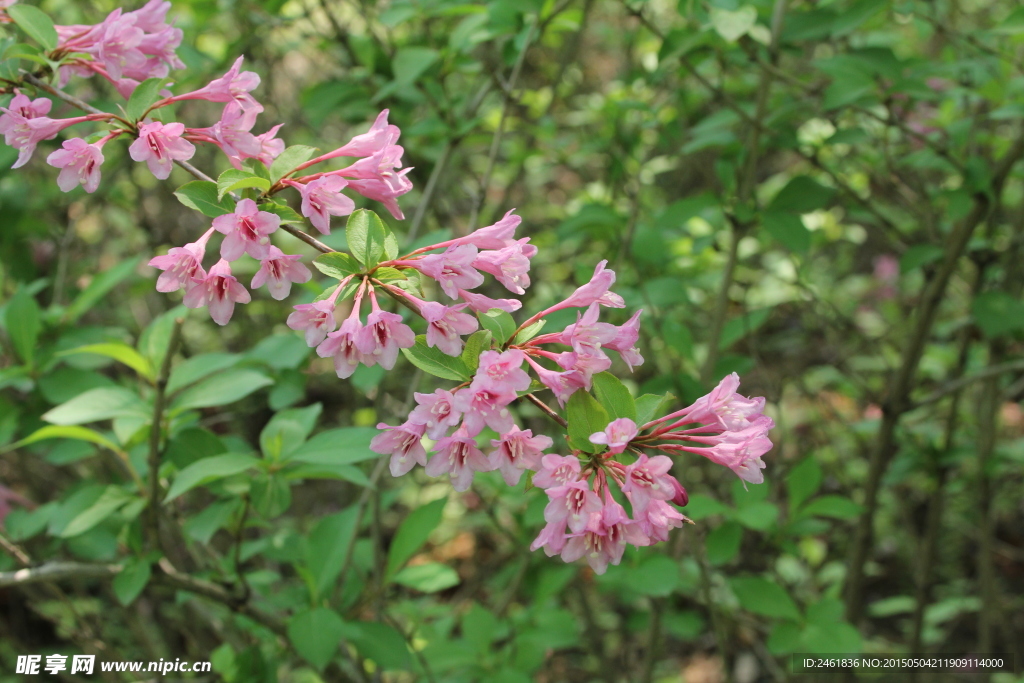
[1,0,1023,681]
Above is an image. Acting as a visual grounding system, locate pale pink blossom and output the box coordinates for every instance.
[296,176,355,234]
[680,372,766,431]
[543,480,602,534]
[5,92,52,119]
[317,316,367,378]
[287,299,337,347]
[589,418,638,455]
[333,109,399,158]
[561,260,625,309]
[212,198,280,261]
[251,246,312,300]
[457,289,522,313]
[621,454,676,513]
[488,428,553,486]
[683,416,774,484]
[560,499,648,574]
[603,309,644,370]
[635,499,687,544]
[560,303,618,356]
[128,121,195,179]
[555,349,611,384]
[530,520,570,556]
[0,112,92,169]
[338,142,413,219]
[183,259,250,325]
[452,386,516,437]
[190,102,261,159]
[452,209,521,250]
[46,138,105,193]
[148,229,213,293]
[473,349,531,395]
[473,238,537,294]
[371,420,427,477]
[247,124,285,167]
[171,56,263,113]
[532,454,582,490]
[527,358,586,407]
[402,244,483,299]
[408,389,462,440]
[425,426,494,491]
[355,307,415,371]
[418,301,478,356]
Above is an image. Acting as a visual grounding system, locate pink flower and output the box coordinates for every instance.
[404,244,484,299]
[603,309,643,371]
[355,309,415,370]
[5,92,52,119]
[251,246,312,299]
[554,349,611,384]
[543,480,602,534]
[0,112,87,169]
[684,416,774,484]
[183,259,250,325]
[46,138,104,193]
[621,454,676,513]
[528,359,586,407]
[317,316,367,378]
[419,301,478,356]
[452,209,521,250]
[128,121,195,179]
[408,389,462,440]
[488,427,553,486]
[682,372,766,431]
[212,198,280,261]
[452,386,516,437]
[589,418,638,455]
[247,124,285,167]
[175,56,263,113]
[190,102,261,159]
[457,289,522,313]
[338,143,413,220]
[530,521,570,556]
[473,238,537,294]
[333,109,400,158]
[472,349,531,395]
[560,500,648,574]
[635,499,687,544]
[532,454,581,490]
[561,260,625,309]
[371,420,427,477]
[561,303,618,355]
[148,231,211,292]
[425,426,494,491]
[287,300,337,346]
[296,176,355,234]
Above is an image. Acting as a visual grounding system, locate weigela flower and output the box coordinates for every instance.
[129,121,195,179]
[177,56,263,113]
[371,420,427,477]
[212,198,280,261]
[251,246,312,300]
[0,113,90,169]
[287,300,337,347]
[419,301,478,356]
[333,109,400,158]
[425,426,494,491]
[355,309,415,371]
[296,176,355,235]
[543,480,602,534]
[589,418,638,455]
[452,386,516,437]
[5,92,52,120]
[457,289,522,313]
[247,124,285,167]
[621,454,677,513]
[339,143,413,220]
[472,349,531,395]
[317,316,367,379]
[528,360,586,407]
[452,209,521,250]
[560,499,648,575]
[407,244,484,299]
[183,259,250,325]
[635,499,688,544]
[489,427,553,486]
[473,238,537,295]
[682,372,766,431]
[532,454,582,490]
[408,389,462,440]
[603,309,644,370]
[46,138,105,193]
[685,416,774,484]
[191,102,261,160]
[148,235,210,293]
[561,260,625,309]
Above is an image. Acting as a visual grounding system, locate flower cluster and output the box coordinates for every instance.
[0,0,776,575]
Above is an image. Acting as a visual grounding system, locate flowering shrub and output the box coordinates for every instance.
[0,0,773,577]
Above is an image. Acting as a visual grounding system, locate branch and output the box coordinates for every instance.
[23,73,109,117]
[523,393,568,428]
[148,317,183,550]
[913,358,1024,409]
[0,561,121,588]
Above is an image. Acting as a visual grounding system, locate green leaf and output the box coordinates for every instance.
[184,499,239,544]
[730,576,802,621]
[972,291,1024,338]
[217,168,271,200]
[313,252,363,280]
[170,369,273,411]
[288,607,351,671]
[4,288,41,366]
[66,257,140,324]
[566,391,609,453]
[283,463,372,487]
[112,558,151,606]
[59,343,154,381]
[42,387,147,426]
[7,5,58,51]
[166,353,241,395]
[270,145,318,183]
[629,555,680,597]
[392,47,439,85]
[345,209,389,267]
[401,335,471,381]
[762,211,811,254]
[732,501,779,531]
[800,495,862,519]
[786,458,822,511]
[250,475,292,518]
[460,329,492,371]
[260,404,321,460]
[163,453,259,503]
[138,306,187,369]
[383,231,400,260]
[719,309,773,350]
[684,494,730,520]
[709,5,757,42]
[306,508,359,596]
[261,200,305,224]
[591,372,636,421]
[60,486,133,537]
[125,77,166,121]
[899,244,944,273]
[768,176,836,213]
[513,319,546,345]
[392,563,460,593]
[385,496,447,579]
[1,425,123,456]
[373,266,406,282]
[173,181,235,218]
[478,309,517,345]
[288,426,379,465]
[348,621,412,671]
[706,521,743,565]
[635,393,673,426]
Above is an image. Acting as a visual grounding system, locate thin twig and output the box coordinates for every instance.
[523,393,567,428]
[148,317,183,551]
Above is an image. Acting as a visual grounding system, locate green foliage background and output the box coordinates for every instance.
[1,0,1024,681]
